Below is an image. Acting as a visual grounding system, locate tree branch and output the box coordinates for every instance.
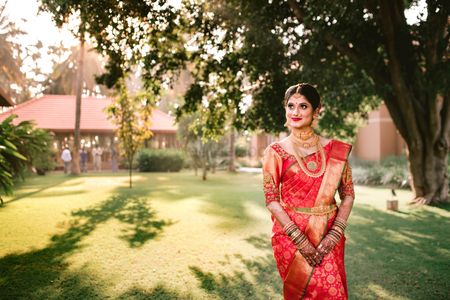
[424,0,449,69]
[287,0,389,86]
[378,0,423,146]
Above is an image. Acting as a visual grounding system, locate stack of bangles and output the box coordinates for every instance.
[283,221,309,250]
[327,217,347,244]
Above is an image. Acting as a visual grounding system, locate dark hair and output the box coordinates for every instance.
[284,83,321,110]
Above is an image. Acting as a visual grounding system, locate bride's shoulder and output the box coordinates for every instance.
[277,137,290,146]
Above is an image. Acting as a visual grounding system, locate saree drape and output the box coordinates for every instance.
[263,140,354,300]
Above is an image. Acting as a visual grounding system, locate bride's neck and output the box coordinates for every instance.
[290,126,314,140]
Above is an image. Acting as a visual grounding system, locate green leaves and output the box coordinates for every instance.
[106,78,155,187]
[0,115,53,195]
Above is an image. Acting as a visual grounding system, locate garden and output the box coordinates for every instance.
[1,171,449,299]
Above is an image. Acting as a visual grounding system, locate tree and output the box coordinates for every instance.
[178,0,450,204]
[0,1,25,101]
[43,43,109,96]
[284,0,449,205]
[106,79,153,188]
[39,1,449,204]
[40,0,89,176]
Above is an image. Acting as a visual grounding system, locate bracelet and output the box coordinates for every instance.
[333,225,345,234]
[327,229,342,243]
[334,218,347,230]
[290,230,302,241]
[285,227,298,237]
[297,237,310,250]
[293,233,306,245]
[283,221,295,232]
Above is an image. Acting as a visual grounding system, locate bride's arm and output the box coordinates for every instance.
[317,162,355,256]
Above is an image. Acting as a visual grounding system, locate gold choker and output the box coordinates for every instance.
[292,127,314,140]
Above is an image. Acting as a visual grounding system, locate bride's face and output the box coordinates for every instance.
[285,94,314,129]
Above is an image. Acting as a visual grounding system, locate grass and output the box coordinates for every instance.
[0,171,449,300]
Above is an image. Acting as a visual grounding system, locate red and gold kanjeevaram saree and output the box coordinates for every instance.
[263,140,354,300]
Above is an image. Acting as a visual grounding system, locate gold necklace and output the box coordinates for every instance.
[290,135,326,178]
[292,127,315,140]
[290,131,319,149]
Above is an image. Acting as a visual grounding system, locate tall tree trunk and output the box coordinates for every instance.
[228,128,236,172]
[405,94,449,204]
[202,158,207,180]
[407,141,448,205]
[201,148,208,180]
[128,157,133,188]
[71,32,84,175]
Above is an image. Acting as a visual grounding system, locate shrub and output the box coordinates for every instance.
[1,115,54,203]
[32,148,57,175]
[137,148,185,172]
[235,145,248,157]
[351,155,410,188]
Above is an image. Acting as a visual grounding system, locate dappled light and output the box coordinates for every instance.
[1,172,448,299]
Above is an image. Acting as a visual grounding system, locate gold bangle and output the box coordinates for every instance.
[328,230,341,241]
[333,224,345,233]
[335,218,347,228]
[296,236,307,246]
[298,238,309,249]
[290,230,302,242]
[283,221,295,232]
[285,226,298,236]
[293,233,306,245]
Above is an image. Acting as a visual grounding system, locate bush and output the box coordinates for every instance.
[235,145,248,157]
[33,148,57,175]
[351,155,410,188]
[119,156,139,170]
[137,148,185,172]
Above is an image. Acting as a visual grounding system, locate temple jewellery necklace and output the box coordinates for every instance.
[290,129,326,178]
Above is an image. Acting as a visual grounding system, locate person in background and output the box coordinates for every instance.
[80,147,88,173]
[61,146,72,174]
[92,145,103,171]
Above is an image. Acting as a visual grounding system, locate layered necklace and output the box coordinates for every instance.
[290,127,326,178]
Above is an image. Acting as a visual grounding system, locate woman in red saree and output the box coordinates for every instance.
[263,83,355,300]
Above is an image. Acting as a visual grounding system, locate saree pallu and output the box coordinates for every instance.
[263,140,354,300]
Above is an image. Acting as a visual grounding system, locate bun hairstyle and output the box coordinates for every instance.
[284,83,321,111]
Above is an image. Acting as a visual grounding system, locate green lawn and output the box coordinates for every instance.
[0,171,449,300]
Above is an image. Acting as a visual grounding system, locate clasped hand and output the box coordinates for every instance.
[298,234,339,267]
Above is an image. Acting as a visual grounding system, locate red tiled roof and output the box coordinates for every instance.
[0,94,177,133]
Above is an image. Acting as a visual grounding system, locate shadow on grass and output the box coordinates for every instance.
[189,234,282,300]
[117,284,193,300]
[188,204,450,300]
[347,204,450,299]
[0,192,173,299]
[110,172,266,231]
[1,175,75,206]
[432,201,450,212]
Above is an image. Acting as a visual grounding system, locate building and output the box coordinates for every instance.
[0,94,178,170]
[352,104,405,161]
